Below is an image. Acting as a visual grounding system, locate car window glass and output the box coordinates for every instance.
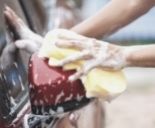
[0,0,29,121]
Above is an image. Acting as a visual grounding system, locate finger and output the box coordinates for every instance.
[4,6,18,19]
[55,39,90,50]
[68,69,84,82]
[68,61,99,82]
[50,50,91,66]
[15,40,40,54]
[4,6,40,41]
[4,6,26,31]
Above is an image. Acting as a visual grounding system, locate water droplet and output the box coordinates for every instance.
[18,75,25,91]
[34,100,38,106]
[39,100,44,105]
[55,91,65,104]
[34,74,38,81]
[57,80,61,85]
[57,107,64,113]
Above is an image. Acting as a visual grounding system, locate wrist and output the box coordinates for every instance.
[116,46,128,69]
[122,46,135,67]
[107,44,129,69]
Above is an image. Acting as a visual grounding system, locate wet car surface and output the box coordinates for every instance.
[0,0,45,127]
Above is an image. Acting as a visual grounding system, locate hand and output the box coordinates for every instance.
[4,6,43,54]
[52,32,127,81]
[0,6,43,70]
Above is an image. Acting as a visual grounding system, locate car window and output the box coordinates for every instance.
[19,0,46,35]
[0,0,30,123]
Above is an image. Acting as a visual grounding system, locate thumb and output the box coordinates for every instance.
[15,40,41,54]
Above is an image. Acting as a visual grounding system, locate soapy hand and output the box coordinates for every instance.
[4,6,43,54]
[0,6,43,70]
[52,31,127,81]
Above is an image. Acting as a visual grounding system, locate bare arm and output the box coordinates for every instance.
[125,44,155,67]
[71,0,155,38]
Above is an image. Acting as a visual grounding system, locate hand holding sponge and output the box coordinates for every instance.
[39,29,127,101]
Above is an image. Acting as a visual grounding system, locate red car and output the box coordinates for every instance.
[0,0,91,128]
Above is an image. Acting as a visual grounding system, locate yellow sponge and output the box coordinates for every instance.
[39,29,127,101]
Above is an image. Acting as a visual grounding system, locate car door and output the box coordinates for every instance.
[0,0,45,127]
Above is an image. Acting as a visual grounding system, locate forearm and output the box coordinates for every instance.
[71,0,154,38]
[124,44,155,67]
